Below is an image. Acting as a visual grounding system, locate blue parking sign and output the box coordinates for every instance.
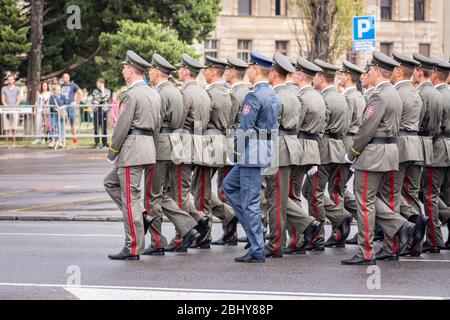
[353,16,376,41]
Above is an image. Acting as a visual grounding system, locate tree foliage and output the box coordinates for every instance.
[96,20,197,90]
[289,0,365,62]
[0,0,31,78]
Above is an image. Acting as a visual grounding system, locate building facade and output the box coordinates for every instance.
[196,0,449,65]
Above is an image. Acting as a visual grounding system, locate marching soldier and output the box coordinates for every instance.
[341,51,418,265]
[165,54,211,252]
[326,61,366,245]
[210,56,249,246]
[303,59,352,251]
[104,51,162,260]
[361,69,375,102]
[265,53,321,258]
[286,57,325,254]
[412,53,445,254]
[430,57,450,250]
[143,53,204,256]
[223,51,279,263]
[375,52,428,260]
[193,55,235,248]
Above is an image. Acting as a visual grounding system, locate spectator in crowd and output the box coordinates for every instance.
[110,87,127,128]
[49,84,68,149]
[1,74,21,148]
[91,78,111,149]
[61,73,82,144]
[33,81,51,145]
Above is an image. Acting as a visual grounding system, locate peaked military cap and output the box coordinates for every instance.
[314,59,340,76]
[367,51,400,72]
[121,50,151,72]
[296,57,323,76]
[412,53,436,71]
[392,52,419,69]
[226,56,248,70]
[204,55,228,69]
[150,53,176,75]
[176,53,206,73]
[430,56,450,74]
[272,52,296,76]
[249,51,274,69]
[340,60,366,76]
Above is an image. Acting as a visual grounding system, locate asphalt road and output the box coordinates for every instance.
[0,221,449,300]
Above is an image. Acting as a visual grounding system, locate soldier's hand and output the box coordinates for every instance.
[344,153,355,164]
[307,165,318,176]
[107,157,117,165]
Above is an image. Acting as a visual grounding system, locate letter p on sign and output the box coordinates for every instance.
[353,16,376,41]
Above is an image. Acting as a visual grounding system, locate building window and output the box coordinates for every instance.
[380,0,392,20]
[380,42,393,56]
[346,49,357,64]
[237,40,252,62]
[275,41,288,55]
[419,43,430,57]
[204,39,219,58]
[275,0,287,16]
[238,0,252,16]
[414,0,425,21]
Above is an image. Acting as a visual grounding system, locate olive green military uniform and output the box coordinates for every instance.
[348,77,411,261]
[145,71,198,250]
[104,77,161,256]
[287,84,325,249]
[265,69,315,257]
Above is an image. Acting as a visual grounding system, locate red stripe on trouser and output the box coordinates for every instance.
[145,164,155,213]
[145,164,160,248]
[126,167,137,256]
[389,171,398,253]
[334,167,341,205]
[220,167,228,203]
[404,169,412,205]
[336,229,341,241]
[362,171,371,260]
[427,168,436,247]
[289,177,294,198]
[274,171,282,255]
[200,167,205,212]
[151,225,161,248]
[291,226,297,248]
[177,165,182,209]
[312,173,319,221]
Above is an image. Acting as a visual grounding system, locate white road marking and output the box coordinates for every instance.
[398,259,450,263]
[0,282,447,300]
[0,232,121,237]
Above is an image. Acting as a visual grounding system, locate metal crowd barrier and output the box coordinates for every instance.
[0,104,118,141]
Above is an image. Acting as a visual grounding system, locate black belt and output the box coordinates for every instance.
[418,131,432,137]
[297,131,317,140]
[279,128,298,136]
[369,137,396,144]
[346,132,356,137]
[128,128,154,136]
[324,132,342,140]
[160,127,177,134]
[439,131,450,138]
[399,130,418,136]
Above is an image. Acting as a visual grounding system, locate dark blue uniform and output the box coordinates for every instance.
[223,81,279,261]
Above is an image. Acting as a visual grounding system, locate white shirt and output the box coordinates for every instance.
[343,86,357,96]
[375,80,391,90]
[155,80,169,91]
[298,84,312,93]
[271,83,286,91]
[230,82,246,91]
[394,80,411,89]
[205,81,223,91]
[321,85,335,94]
[129,79,145,89]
